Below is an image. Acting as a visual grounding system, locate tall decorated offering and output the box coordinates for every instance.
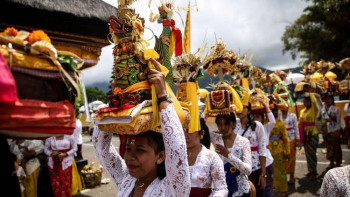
[0,27,84,138]
[202,40,243,116]
[173,50,204,133]
[338,58,350,96]
[151,0,183,88]
[295,61,327,94]
[96,0,185,135]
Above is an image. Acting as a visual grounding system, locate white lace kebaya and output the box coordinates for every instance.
[263,112,275,167]
[210,132,252,197]
[92,104,190,197]
[320,165,350,197]
[189,145,228,197]
[234,120,267,172]
[44,135,77,170]
[278,112,300,141]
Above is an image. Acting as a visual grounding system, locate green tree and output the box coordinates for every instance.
[282,0,350,65]
[85,87,108,103]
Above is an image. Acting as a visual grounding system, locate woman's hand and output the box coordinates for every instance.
[215,144,229,158]
[148,58,167,98]
[58,152,67,160]
[285,154,291,161]
[296,140,302,150]
[51,150,59,156]
[258,174,267,189]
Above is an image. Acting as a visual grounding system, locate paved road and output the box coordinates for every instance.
[75,121,350,197]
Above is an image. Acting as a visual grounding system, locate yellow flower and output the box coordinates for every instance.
[28,30,51,45]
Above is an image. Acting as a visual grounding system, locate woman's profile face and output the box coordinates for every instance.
[324,97,333,106]
[184,129,202,149]
[236,106,248,119]
[303,97,311,108]
[124,135,164,179]
[253,114,263,123]
[216,116,235,137]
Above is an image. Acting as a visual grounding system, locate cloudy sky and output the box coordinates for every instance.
[82,0,310,86]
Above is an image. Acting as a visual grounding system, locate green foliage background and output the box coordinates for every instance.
[85,87,108,103]
[282,0,350,67]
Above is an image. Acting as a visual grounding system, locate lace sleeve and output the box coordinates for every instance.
[266,112,276,131]
[227,138,252,176]
[256,122,267,157]
[44,137,53,156]
[210,153,228,197]
[67,136,78,156]
[27,140,44,155]
[292,114,300,140]
[92,126,129,189]
[160,104,190,197]
[320,169,340,197]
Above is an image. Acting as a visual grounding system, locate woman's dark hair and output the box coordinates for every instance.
[327,95,335,105]
[246,103,257,131]
[138,130,166,180]
[200,118,211,149]
[215,112,237,125]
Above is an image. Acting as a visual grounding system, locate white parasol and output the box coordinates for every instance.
[286,73,305,85]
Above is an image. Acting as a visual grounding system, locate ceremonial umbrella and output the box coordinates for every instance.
[286,73,305,85]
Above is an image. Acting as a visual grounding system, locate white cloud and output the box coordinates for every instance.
[82,0,309,85]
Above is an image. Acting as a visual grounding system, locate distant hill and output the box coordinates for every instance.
[86,82,110,93]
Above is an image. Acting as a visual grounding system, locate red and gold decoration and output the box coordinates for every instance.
[96,1,185,135]
[0,27,84,138]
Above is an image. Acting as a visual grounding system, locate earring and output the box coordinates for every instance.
[200,135,204,139]
[157,160,162,164]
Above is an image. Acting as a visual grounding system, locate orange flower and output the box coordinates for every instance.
[113,87,123,95]
[1,27,18,36]
[28,30,51,44]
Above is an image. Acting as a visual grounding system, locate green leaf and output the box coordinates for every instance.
[57,55,80,72]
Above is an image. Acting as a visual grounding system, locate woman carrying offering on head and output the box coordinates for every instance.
[44,135,77,197]
[184,117,228,197]
[278,102,300,184]
[92,59,190,197]
[321,94,342,169]
[235,100,268,197]
[211,112,252,197]
[252,97,275,197]
[299,92,319,181]
[269,106,290,197]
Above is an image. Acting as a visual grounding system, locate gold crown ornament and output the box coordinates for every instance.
[203,40,237,77]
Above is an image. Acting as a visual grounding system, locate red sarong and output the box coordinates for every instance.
[48,149,72,197]
[189,187,212,197]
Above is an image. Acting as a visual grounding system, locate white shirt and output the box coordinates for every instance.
[320,165,350,197]
[72,119,83,145]
[210,132,252,197]
[44,135,77,170]
[10,140,43,175]
[92,104,190,197]
[189,145,227,197]
[235,120,267,172]
[263,112,275,167]
[321,105,342,133]
[278,112,300,141]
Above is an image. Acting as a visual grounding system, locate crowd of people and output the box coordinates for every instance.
[2,119,84,197]
[91,59,349,197]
